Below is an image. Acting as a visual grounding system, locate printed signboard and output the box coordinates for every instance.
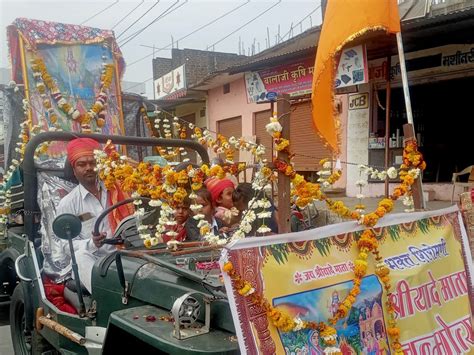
[154,64,186,100]
[221,206,474,354]
[335,44,368,88]
[244,57,314,103]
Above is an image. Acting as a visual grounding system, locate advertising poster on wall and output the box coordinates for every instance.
[335,44,369,89]
[221,206,474,354]
[154,64,186,100]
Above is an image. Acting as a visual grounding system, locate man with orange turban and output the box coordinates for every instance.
[56,138,132,293]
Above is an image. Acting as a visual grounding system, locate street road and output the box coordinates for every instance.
[0,303,14,355]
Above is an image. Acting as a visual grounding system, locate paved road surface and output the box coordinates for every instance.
[0,303,14,355]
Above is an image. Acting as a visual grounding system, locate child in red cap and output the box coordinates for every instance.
[204,177,239,226]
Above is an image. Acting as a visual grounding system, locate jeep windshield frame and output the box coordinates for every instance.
[23,131,210,242]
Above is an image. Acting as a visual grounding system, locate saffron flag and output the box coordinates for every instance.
[311,0,401,155]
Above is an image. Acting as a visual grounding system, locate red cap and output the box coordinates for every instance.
[66,138,101,166]
[204,177,234,204]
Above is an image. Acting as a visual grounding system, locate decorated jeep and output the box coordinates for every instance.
[7,131,239,354]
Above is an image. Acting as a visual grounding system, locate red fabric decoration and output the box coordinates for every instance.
[107,183,134,233]
[204,177,234,204]
[162,224,187,243]
[43,276,77,314]
[66,138,101,167]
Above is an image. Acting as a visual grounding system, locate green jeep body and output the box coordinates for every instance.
[1,131,240,354]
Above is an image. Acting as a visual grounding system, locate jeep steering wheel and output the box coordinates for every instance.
[93,197,151,245]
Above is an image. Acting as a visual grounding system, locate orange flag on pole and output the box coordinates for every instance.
[311,0,401,155]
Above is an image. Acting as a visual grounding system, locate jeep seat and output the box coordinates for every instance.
[63,278,92,314]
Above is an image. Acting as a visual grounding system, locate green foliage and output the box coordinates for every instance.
[417,218,431,234]
[313,238,331,257]
[387,225,401,241]
[267,243,290,265]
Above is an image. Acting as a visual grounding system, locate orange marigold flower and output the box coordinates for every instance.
[379,198,394,212]
[388,327,400,337]
[223,262,234,273]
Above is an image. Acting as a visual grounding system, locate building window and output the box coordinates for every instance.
[223,83,230,94]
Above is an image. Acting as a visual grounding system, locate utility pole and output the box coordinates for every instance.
[267,27,270,49]
[153,44,156,100]
[321,0,328,21]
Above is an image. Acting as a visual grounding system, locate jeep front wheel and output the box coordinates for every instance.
[10,284,32,354]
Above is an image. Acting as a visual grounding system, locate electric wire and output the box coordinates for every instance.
[279,4,321,41]
[206,0,282,50]
[119,0,179,44]
[119,0,188,47]
[111,0,144,30]
[127,0,251,68]
[116,0,160,39]
[80,0,120,25]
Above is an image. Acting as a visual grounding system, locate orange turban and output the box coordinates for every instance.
[66,138,101,166]
[204,177,234,204]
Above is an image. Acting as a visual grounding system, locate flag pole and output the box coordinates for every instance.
[396,32,426,209]
[396,32,413,125]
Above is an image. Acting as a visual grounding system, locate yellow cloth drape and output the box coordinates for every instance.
[311,0,401,155]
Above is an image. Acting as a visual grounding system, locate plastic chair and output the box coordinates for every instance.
[451,165,474,203]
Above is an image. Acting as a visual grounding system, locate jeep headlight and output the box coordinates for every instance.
[171,292,210,340]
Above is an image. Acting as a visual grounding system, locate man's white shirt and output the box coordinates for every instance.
[56,181,115,256]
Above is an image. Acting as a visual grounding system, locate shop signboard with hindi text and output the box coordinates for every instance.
[221,206,474,354]
[244,57,314,103]
[368,44,474,84]
[244,45,367,103]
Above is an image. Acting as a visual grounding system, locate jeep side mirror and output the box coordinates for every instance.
[52,213,82,240]
[52,213,86,317]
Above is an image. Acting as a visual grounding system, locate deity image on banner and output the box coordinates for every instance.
[273,275,391,355]
[24,43,122,157]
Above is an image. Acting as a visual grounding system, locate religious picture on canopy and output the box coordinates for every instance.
[24,43,123,140]
[274,275,390,354]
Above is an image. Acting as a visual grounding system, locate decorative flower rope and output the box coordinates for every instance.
[30,47,115,132]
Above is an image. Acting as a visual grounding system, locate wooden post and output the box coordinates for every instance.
[384,54,392,197]
[277,94,291,233]
[403,124,426,210]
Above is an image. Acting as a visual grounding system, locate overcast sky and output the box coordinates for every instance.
[0,0,322,96]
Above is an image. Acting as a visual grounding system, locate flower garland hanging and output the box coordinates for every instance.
[30,54,114,132]
[223,227,403,354]
[0,87,45,219]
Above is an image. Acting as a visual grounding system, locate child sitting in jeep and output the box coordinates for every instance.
[161,197,191,243]
[204,177,239,227]
[185,188,226,241]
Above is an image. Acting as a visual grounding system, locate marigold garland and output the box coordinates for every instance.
[223,227,403,354]
[30,55,115,132]
[93,109,425,354]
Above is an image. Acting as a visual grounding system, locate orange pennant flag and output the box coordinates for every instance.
[311,0,401,155]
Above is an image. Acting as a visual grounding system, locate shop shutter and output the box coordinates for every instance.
[179,113,197,163]
[217,116,242,162]
[254,109,273,163]
[290,102,331,171]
